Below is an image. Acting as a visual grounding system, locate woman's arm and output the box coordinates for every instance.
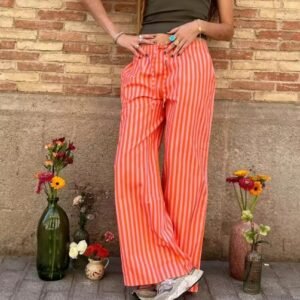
[80,0,155,57]
[166,0,234,55]
[199,0,234,41]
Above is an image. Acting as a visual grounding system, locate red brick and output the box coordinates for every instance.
[232,40,277,50]
[280,42,300,51]
[15,20,63,30]
[66,1,111,11]
[0,51,39,60]
[18,62,64,72]
[0,0,14,7]
[0,41,15,49]
[65,1,88,11]
[64,85,112,95]
[63,43,112,54]
[0,82,16,91]
[257,31,300,41]
[210,49,253,60]
[90,55,132,65]
[281,21,300,30]
[41,73,88,84]
[39,31,86,42]
[276,83,300,92]
[234,8,258,18]
[215,89,252,101]
[38,10,86,21]
[213,60,229,70]
[235,20,276,29]
[112,87,120,96]
[114,3,136,13]
[254,72,299,82]
[231,81,275,91]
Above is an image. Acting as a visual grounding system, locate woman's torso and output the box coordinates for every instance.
[140,0,211,37]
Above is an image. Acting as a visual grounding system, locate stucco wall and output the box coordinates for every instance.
[0,93,299,260]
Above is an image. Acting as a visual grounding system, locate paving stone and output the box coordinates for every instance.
[271,262,300,288]
[1,256,29,271]
[72,273,99,297]
[0,271,23,298]
[237,292,265,300]
[24,264,41,281]
[44,271,74,291]
[100,272,125,293]
[14,279,45,300]
[43,291,69,300]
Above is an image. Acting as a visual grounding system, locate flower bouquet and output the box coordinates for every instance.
[71,183,96,244]
[226,168,271,280]
[34,137,75,281]
[68,231,114,280]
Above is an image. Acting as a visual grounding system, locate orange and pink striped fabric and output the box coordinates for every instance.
[114,38,216,293]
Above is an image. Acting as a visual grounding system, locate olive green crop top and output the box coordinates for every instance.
[140,0,211,39]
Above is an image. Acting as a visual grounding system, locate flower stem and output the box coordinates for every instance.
[239,186,245,210]
[233,183,243,212]
[249,196,259,213]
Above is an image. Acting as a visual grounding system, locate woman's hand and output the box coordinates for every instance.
[116,33,156,57]
[166,20,202,56]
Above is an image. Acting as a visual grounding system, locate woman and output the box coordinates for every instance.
[80,0,234,299]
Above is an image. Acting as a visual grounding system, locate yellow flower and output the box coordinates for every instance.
[257,174,271,182]
[233,169,249,177]
[249,181,263,196]
[50,176,66,190]
[44,160,53,166]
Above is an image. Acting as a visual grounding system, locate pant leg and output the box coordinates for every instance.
[114,50,194,287]
[162,39,216,293]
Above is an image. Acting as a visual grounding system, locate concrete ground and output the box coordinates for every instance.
[0,256,299,300]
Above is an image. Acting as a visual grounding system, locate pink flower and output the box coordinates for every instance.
[104,231,115,242]
[34,171,54,193]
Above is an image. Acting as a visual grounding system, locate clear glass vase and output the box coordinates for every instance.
[243,247,263,294]
[36,196,70,280]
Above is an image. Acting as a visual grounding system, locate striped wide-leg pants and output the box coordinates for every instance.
[113,38,216,293]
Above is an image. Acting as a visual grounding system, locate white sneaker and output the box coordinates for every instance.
[154,268,204,300]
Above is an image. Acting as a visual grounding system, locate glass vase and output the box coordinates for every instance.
[71,225,90,269]
[36,196,70,281]
[243,247,263,294]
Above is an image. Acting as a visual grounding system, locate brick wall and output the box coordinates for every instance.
[0,0,299,102]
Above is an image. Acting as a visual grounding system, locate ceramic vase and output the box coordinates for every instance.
[85,258,110,280]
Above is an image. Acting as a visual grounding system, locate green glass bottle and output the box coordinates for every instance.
[37,196,70,280]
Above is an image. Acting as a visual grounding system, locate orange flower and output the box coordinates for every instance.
[249,181,263,196]
[44,160,53,166]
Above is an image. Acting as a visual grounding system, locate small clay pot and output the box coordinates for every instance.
[85,258,110,280]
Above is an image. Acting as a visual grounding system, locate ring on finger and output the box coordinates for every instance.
[134,44,140,49]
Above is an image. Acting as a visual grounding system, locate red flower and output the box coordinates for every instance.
[239,177,255,190]
[226,176,240,183]
[52,137,65,144]
[83,243,109,259]
[56,152,66,159]
[68,142,76,151]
